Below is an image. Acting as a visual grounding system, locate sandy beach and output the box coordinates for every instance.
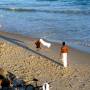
[0,31,90,90]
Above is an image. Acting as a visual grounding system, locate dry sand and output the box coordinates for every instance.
[0,31,90,90]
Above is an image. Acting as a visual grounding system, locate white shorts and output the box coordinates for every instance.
[62,53,67,67]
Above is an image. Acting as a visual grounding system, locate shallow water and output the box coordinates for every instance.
[0,0,90,52]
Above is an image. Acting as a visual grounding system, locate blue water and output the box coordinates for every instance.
[0,0,90,52]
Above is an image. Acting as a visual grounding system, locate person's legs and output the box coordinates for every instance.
[62,53,67,67]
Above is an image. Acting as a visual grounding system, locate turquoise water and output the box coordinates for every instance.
[0,0,90,52]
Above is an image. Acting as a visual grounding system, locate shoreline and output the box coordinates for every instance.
[0,30,90,65]
[0,30,90,54]
[0,30,90,90]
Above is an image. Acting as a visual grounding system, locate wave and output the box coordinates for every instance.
[0,7,90,15]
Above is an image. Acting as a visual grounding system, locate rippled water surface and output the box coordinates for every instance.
[0,0,90,52]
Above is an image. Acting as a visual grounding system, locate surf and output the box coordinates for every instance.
[0,7,90,15]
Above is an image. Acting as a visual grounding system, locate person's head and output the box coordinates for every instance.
[62,42,65,46]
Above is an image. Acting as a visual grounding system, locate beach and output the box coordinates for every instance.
[0,31,90,90]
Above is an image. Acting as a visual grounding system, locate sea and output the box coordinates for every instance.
[0,0,90,53]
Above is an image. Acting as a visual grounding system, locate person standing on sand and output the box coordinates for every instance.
[60,42,68,67]
[35,40,41,51]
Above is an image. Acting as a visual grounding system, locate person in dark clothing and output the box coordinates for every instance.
[35,40,41,51]
[0,75,5,89]
[1,78,11,90]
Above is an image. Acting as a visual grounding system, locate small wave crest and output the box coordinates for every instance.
[0,7,90,15]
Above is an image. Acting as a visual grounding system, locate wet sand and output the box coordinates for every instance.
[0,31,90,90]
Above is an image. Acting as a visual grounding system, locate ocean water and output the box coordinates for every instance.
[0,0,90,52]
